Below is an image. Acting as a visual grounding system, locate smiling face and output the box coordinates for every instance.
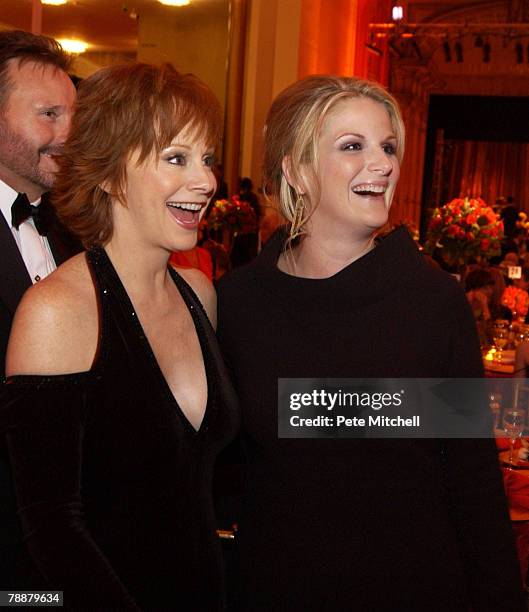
[117,128,216,253]
[307,96,400,243]
[0,60,76,200]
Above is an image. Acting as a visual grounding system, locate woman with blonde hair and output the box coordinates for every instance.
[217,75,522,609]
[1,63,238,609]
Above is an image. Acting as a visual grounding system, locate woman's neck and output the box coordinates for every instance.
[278,232,375,279]
[104,235,171,300]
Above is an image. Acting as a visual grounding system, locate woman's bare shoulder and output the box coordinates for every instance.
[175,267,217,329]
[6,253,99,376]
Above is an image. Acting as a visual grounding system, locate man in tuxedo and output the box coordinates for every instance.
[0,30,81,588]
[0,30,81,376]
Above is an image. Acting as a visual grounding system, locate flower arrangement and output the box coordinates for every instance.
[501,286,529,318]
[207,195,257,236]
[424,197,503,266]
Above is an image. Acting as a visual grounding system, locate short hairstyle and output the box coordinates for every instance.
[53,62,222,247]
[262,74,405,241]
[0,30,70,109]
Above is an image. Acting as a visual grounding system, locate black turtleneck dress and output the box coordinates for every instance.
[0,248,239,610]
[217,227,523,611]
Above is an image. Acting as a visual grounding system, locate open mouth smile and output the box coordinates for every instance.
[352,183,388,197]
[166,201,206,229]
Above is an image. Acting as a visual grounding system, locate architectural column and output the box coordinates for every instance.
[297,0,392,83]
[239,0,301,186]
[223,0,249,195]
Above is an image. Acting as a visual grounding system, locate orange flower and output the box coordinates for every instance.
[502,286,529,316]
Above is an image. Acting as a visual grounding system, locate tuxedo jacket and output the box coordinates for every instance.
[0,198,83,377]
[0,200,82,589]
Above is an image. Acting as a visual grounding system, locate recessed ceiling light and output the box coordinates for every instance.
[158,0,190,6]
[57,39,88,54]
[42,0,68,5]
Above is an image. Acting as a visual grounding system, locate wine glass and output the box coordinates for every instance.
[493,328,508,363]
[503,408,525,468]
[488,392,502,431]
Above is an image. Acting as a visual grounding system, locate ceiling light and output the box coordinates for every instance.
[42,0,68,5]
[158,0,190,6]
[57,39,88,54]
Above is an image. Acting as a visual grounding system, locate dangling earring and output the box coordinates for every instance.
[290,192,305,241]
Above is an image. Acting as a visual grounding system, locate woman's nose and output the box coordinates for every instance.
[366,150,393,175]
[188,164,216,197]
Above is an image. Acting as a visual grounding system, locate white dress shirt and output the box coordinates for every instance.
[0,179,57,283]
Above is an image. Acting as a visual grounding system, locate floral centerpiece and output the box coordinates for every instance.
[501,286,529,319]
[207,195,257,237]
[424,197,503,267]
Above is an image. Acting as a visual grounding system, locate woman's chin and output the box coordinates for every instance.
[364,210,389,232]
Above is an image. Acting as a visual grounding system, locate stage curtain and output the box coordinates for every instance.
[443,140,529,210]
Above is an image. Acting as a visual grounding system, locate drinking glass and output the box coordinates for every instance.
[493,329,508,363]
[503,408,525,468]
[488,392,502,431]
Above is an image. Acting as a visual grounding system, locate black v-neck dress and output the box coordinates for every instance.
[0,247,239,610]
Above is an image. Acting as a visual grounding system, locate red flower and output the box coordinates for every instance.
[425,196,503,266]
[502,286,529,316]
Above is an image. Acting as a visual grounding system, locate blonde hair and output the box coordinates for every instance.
[262,74,405,243]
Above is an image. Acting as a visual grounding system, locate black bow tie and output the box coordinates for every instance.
[11,192,53,236]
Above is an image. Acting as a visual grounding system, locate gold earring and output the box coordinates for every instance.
[290,193,305,241]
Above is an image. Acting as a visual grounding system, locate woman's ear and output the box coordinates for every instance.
[99,178,127,205]
[281,156,304,195]
[99,180,113,195]
[281,155,311,196]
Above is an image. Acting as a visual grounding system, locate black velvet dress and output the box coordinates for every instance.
[217,227,523,611]
[0,247,239,610]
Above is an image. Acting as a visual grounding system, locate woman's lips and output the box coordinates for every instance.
[166,203,203,230]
